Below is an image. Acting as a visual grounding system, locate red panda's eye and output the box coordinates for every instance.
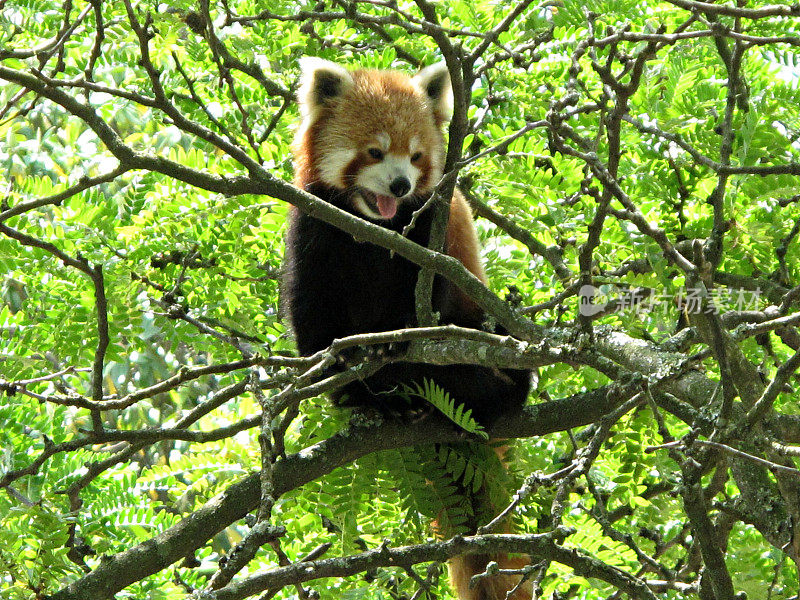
[368,148,384,160]
[411,152,423,162]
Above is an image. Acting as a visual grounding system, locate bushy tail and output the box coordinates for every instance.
[434,443,532,600]
[448,553,532,600]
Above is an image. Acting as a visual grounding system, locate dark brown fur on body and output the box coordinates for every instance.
[282,58,532,599]
[283,183,530,423]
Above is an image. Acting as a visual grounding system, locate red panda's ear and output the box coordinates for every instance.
[297,57,354,119]
[412,62,454,123]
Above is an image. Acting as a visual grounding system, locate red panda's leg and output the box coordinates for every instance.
[442,189,487,323]
[446,189,486,283]
[443,444,533,600]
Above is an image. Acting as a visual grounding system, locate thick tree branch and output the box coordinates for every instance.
[47,378,642,600]
[205,528,657,600]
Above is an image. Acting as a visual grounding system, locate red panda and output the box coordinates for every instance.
[282,57,532,600]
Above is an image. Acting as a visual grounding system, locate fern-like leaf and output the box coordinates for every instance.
[400,379,488,439]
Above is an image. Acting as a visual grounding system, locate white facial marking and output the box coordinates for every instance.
[410,136,421,154]
[318,148,356,187]
[357,152,421,198]
[376,132,390,152]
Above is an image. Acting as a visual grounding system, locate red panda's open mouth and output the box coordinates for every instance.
[354,190,398,220]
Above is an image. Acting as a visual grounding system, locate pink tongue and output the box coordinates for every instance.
[376,195,398,219]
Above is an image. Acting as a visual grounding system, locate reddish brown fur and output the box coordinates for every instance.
[330,69,440,176]
[293,117,325,188]
[342,154,369,188]
[413,153,434,191]
[449,554,532,600]
[445,189,487,320]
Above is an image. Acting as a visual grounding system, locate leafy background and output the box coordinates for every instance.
[1,0,800,599]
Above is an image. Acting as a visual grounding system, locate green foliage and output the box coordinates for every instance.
[400,379,487,439]
[2,0,800,599]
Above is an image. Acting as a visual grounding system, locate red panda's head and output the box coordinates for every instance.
[293,58,453,220]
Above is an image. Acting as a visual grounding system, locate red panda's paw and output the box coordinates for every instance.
[376,340,410,358]
[380,399,433,423]
[335,341,408,368]
[403,401,435,423]
[344,399,418,423]
[336,386,433,423]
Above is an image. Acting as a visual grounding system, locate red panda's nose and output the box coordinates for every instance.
[389,177,411,197]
